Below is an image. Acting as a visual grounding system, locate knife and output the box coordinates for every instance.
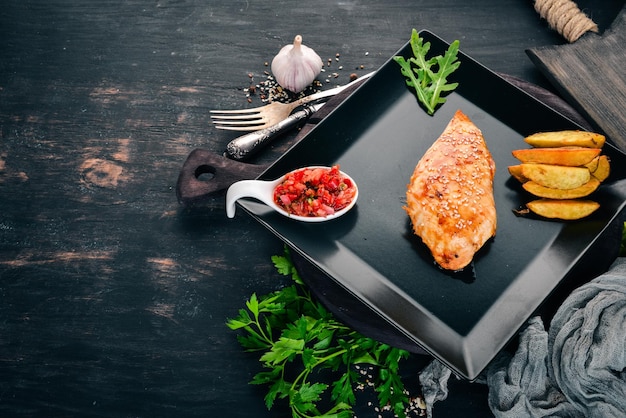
[225,102,325,161]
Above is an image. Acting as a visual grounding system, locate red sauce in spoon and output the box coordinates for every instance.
[273,165,356,217]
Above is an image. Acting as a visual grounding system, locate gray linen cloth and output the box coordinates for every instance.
[487,258,626,417]
[419,258,626,417]
[418,360,453,418]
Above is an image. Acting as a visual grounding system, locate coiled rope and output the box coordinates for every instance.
[534,0,598,42]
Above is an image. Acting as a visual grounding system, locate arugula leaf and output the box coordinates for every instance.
[227,246,415,417]
[394,29,460,115]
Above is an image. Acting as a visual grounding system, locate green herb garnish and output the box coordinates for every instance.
[227,246,412,417]
[393,29,461,115]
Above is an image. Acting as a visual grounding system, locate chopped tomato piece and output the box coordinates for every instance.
[273,165,356,217]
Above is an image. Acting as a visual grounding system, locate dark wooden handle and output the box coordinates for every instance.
[175,149,269,205]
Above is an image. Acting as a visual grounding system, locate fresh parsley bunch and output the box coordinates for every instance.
[394,29,461,115]
[227,247,411,417]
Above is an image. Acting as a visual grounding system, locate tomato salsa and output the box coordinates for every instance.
[273,165,357,217]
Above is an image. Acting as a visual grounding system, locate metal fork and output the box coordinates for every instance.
[210,71,375,131]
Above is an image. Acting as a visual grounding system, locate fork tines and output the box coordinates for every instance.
[210,110,268,131]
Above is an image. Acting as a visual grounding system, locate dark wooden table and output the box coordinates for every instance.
[1,1,622,416]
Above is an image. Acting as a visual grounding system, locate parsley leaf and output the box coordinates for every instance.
[394,29,460,115]
[227,245,415,417]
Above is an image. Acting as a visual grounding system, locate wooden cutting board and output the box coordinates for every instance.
[527,6,626,152]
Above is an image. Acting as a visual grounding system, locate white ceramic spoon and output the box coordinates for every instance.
[225,166,358,222]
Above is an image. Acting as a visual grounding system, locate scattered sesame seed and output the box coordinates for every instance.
[237,53,368,105]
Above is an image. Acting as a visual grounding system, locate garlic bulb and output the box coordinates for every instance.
[271,35,323,93]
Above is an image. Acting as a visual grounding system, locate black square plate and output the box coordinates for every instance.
[237,30,626,379]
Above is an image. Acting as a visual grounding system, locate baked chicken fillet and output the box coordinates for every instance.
[405,110,496,271]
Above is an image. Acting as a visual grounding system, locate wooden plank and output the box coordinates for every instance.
[527,6,626,152]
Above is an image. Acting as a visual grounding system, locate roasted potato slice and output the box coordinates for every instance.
[512,147,600,166]
[521,163,590,190]
[522,178,600,199]
[508,164,528,183]
[524,130,605,149]
[585,155,600,173]
[586,155,611,182]
[526,199,600,220]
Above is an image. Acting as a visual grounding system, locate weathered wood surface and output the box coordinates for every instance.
[0,1,619,416]
[527,6,626,152]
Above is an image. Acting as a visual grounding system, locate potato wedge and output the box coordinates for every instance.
[585,155,600,173]
[521,163,590,190]
[586,155,611,182]
[526,199,600,220]
[512,147,600,166]
[508,164,529,183]
[523,178,600,199]
[524,131,605,149]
